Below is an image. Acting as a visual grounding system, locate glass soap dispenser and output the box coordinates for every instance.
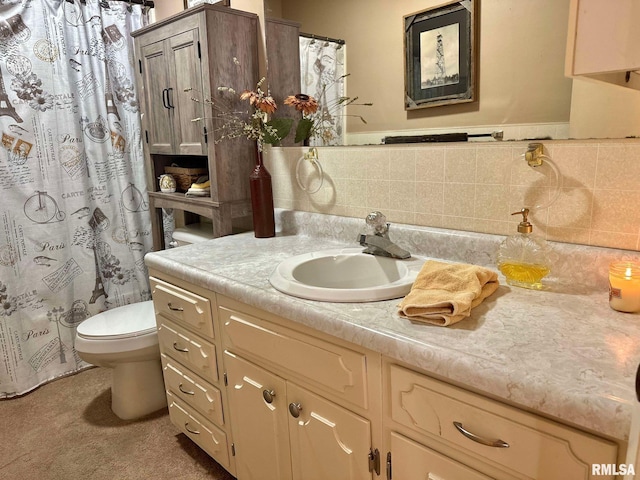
[497,208,551,290]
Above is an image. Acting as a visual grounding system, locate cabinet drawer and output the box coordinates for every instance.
[389,364,617,480]
[158,321,218,383]
[220,306,368,408]
[151,277,214,338]
[162,354,224,426]
[167,392,230,470]
[391,431,491,480]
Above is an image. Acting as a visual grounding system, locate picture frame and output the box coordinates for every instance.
[184,0,230,9]
[404,0,477,110]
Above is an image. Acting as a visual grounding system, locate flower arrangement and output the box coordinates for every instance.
[285,74,372,145]
[188,64,292,151]
[189,62,371,148]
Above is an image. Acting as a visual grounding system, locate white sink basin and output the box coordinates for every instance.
[269,248,425,302]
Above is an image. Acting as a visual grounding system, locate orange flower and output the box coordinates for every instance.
[239,89,257,104]
[240,89,277,113]
[257,95,277,113]
[284,94,319,115]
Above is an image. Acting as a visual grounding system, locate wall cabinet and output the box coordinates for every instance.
[138,28,205,155]
[148,270,622,480]
[133,5,259,250]
[565,0,640,90]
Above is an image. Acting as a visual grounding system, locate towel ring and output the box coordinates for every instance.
[513,143,562,211]
[295,147,324,194]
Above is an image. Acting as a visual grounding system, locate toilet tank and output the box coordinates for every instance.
[171,223,215,246]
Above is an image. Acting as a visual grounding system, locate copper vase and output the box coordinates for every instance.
[249,148,275,238]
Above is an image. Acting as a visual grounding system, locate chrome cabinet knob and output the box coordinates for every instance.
[262,389,276,404]
[288,402,302,418]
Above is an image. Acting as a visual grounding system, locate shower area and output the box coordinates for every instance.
[298,33,346,146]
[0,0,153,397]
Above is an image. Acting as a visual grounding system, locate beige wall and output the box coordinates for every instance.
[267,139,640,251]
[569,78,640,139]
[153,0,183,21]
[279,0,573,136]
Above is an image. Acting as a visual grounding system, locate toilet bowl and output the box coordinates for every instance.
[75,301,167,420]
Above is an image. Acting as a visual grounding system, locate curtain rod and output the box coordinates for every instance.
[299,32,345,45]
[65,0,155,8]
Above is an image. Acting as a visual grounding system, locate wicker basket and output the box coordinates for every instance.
[164,166,208,192]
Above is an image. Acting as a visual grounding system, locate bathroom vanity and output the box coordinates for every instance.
[146,211,640,479]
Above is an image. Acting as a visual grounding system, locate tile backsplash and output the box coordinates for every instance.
[265,139,640,251]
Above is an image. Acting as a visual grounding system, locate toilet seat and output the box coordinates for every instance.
[75,301,158,355]
[77,301,156,340]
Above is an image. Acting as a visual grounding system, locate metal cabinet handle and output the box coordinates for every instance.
[184,422,200,435]
[262,389,276,404]
[289,402,302,418]
[453,421,509,448]
[173,342,189,353]
[167,302,184,312]
[179,383,195,395]
[166,87,174,109]
[162,88,169,109]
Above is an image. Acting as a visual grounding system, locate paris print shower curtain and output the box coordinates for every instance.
[299,36,345,146]
[0,0,152,397]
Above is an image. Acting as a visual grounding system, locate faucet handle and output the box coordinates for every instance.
[365,211,388,235]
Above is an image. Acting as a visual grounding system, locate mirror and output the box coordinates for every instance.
[266,0,640,144]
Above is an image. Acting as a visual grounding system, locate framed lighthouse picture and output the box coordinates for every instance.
[404,0,477,110]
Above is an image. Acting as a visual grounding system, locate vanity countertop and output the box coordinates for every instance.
[144,211,640,442]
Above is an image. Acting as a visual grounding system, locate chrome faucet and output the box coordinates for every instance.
[357,211,411,259]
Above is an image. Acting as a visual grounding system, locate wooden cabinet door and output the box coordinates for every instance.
[166,29,206,155]
[140,40,174,154]
[225,352,293,480]
[138,29,204,155]
[287,382,372,480]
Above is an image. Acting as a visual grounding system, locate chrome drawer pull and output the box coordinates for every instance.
[179,383,195,395]
[168,302,184,312]
[453,421,509,448]
[184,422,200,435]
[173,342,189,353]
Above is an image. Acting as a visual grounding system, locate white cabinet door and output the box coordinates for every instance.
[226,350,374,480]
[569,0,640,75]
[287,382,372,480]
[390,432,492,480]
[225,351,292,480]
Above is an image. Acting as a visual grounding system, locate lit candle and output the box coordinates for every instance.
[609,262,640,313]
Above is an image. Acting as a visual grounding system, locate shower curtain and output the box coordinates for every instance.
[0,0,152,397]
[299,36,345,146]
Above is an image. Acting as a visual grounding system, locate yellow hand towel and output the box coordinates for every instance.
[189,180,210,189]
[398,260,499,326]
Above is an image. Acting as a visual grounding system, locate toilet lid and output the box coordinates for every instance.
[76,301,156,340]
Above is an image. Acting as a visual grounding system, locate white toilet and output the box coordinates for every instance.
[75,301,166,420]
[75,224,214,420]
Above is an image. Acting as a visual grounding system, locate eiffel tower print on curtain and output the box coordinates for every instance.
[0,64,22,123]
